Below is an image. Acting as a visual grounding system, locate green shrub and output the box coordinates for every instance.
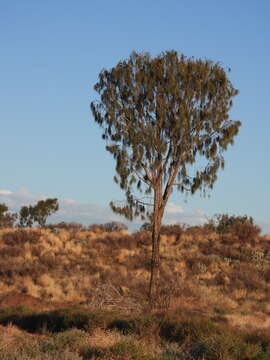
[40,329,87,352]
[108,319,136,335]
[109,314,160,337]
[200,332,261,360]
[0,307,119,334]
[79,346,106,359]
[0,308,92,333]
[160,318,217,344]
[110,339,155,360]
[0,350,82,360]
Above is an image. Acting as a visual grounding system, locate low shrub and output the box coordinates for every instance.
[160,317,217,344]
[0,307,120,334]
[109,314,159,337]
[46,222,85,232]
[0,308,93,333]
[40,329,87,353]
[208,214,261,242]
[89,222,128,233]
[200,331,261,360]
[110,339,157,360]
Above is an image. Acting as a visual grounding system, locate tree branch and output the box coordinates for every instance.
[172,183,192,191]
[140,161,153,183]
[136,200,154,207]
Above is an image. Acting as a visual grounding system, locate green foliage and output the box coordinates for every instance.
[110,339,159,360]
[40,329,87,352]
[0,348,82,360]
[2,307,270,360]
[91,50,241,221]
[19,205,35,227]
[0,203,8,217]
[200,332,262,359]
[160,318,217,344]
[33,198,59,227]
[19,198,59,227]
[109,314,159,336]
[0,203,17,228]
[0,307,117,334]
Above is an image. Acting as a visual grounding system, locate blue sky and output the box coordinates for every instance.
[1,0,269,232]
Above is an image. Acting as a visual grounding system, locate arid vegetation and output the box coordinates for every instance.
[1,218,270,358]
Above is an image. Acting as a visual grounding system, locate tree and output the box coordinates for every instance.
[33,198,59,227]
[0,203,17,228]
[19,205,35,227]
[19,198,59,227]
[91,51,241,303]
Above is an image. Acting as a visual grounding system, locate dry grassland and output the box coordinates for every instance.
[0,225,270,330]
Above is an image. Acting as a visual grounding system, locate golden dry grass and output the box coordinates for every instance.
[1,226,270,330]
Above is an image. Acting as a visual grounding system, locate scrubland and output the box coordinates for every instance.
[1,223,270,359]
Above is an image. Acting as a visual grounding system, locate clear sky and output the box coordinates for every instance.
[1,0,270,232]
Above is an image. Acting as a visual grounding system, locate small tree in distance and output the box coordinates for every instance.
[19,198,59,227]
[91,51,241,303]
[0,203,17,228]
[19,205,34,227]
[33,198,59,227]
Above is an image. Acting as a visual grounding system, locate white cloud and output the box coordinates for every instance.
[1,187,269,234]
[0,188,46,209]
[0,189,13,196]
[165,202,184,215]
[0,187,131,228]
[63,198,76,204]
[0,188,210,230]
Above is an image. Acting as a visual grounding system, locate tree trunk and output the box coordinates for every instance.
[148,168,175,305]
[148,183,163,305]
[148,216,162,304]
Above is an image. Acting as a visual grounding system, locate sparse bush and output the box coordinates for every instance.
[0,308,117,334]
[46,222,85,232]
[160,318,217,344]
[200,331,261,360]
[110,338,157,360]
[0,349,83,360]
[101,222,128,232]
[40,329,87,352]
[229,263,264,291]
[209,214,261,242]
[140,222,152,232]
[88,221,128,233]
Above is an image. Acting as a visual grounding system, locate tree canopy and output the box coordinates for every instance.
[91,51,240,220]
